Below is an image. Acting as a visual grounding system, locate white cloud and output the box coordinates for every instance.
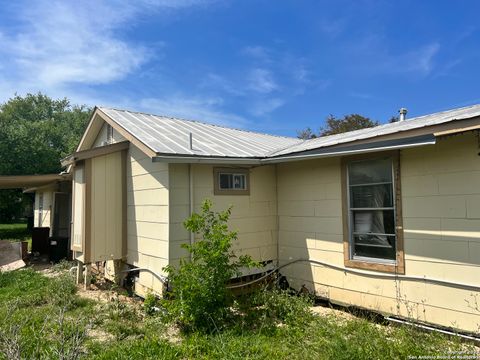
[138,95,247,127]
[318,18,347,38]
[242,45,271,62]
[402,43,440,75]
[351,35,441,76]
[0,0,215,102]
[0,1,151,88]
[250,98,285,117]
[200,73,245,96]
[247,68,278,93]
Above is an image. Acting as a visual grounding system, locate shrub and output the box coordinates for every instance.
[163,200,258,333]
[143,293,158,316]
[258,288,313,325]
[48,272,78,309]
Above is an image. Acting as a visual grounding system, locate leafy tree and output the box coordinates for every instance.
[297,114,379,139]
[0,93,91,222]
[163,200,258,333]
[296,127,317,140]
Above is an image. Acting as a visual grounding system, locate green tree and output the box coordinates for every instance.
[0,93,91,222]
[296,127,317,140]
[297,114,379,139]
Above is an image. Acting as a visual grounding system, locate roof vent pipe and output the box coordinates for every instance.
[399,108,408,122]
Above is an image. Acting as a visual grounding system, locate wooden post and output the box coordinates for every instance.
[84,263,91,290]
[112,260,123,285]
[76,261,84,284]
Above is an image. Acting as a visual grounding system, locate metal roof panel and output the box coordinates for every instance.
[269,104,480,156]
[99,104,480,159]
[99,107,302,158]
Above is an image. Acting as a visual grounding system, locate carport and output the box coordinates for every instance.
[0,173,72,263]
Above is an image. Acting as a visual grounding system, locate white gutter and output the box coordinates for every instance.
[152,138,436,165]
[261,139,437,164]
[152,156,262,165]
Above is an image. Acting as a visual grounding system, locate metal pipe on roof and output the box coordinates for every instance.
[399,108,408,121]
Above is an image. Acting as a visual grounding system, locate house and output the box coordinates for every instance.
[26,104,480,333]
[0,174,71,238]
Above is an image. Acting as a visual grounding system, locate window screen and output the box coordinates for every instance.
[219,173,247,190]
[347,158,396,261]
[214,168,250,195]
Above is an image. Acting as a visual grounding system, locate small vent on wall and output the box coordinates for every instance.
[106,124,114,144]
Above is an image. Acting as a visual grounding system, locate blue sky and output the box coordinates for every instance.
[0,0,479,136]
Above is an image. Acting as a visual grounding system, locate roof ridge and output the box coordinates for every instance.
[99,106,301,141]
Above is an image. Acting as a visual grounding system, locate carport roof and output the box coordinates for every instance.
[0,174,70,189]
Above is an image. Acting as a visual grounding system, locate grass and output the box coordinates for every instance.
[0,268,477,360]
[0,223,30,241]
[0,222,32,251]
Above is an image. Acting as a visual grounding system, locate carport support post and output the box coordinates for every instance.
[76,261,84,284]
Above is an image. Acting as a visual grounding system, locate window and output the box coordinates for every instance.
[214,168,250,195]
[342,153,404,273]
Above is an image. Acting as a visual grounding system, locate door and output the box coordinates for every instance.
[71,164,85,252]
[53,192,71,237]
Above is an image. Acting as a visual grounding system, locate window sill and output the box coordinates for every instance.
[213,189,250,196]
[344,258,405,274]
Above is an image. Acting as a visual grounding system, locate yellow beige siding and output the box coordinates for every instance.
[168,164,278,268]
[89,151,124,262]
[277,133,480,332]
[127,145,169,294]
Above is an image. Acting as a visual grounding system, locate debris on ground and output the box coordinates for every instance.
[0,240,26,271]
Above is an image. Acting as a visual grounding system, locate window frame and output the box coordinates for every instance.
[341,151,405,274]
[213,167,250,195]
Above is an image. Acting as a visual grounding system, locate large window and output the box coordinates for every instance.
[214,168,250,195]
[342,153,404,273]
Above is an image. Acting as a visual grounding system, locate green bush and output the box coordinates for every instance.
[163,200,258,333]
[48,272,78,308]
[143,293,158,316]
[252,288,314,327]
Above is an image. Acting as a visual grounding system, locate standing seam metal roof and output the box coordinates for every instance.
[99,107,302,158]
[99,104,480,159]
[268,104,480,157]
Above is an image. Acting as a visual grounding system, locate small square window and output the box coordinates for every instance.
[214,168,250,195]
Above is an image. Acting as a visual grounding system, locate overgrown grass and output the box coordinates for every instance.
[0,269,477,360]
[0,223,30,241]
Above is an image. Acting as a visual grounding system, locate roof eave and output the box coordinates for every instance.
[152,154,263,165]
[262,134,437,163]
